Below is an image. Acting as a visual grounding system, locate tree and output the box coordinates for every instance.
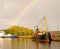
[4,26,34,36]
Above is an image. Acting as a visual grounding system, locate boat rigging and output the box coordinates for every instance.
[32,16,52,42]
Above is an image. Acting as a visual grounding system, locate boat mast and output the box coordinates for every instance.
[43,16,47,32]
[34,16,48,33]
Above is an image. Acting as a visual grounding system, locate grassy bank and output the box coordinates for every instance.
[17,36,32,39]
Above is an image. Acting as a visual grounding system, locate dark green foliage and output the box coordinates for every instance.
[3,26,34,36]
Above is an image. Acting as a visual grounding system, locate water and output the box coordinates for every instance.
[0,38,60,49]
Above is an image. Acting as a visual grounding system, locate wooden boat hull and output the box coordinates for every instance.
[35,39,50,42]
[32,37,50,42]
[32,33,52,42]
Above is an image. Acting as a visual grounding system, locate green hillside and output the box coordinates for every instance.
[3,26,34,36]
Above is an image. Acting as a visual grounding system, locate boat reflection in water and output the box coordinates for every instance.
[0,38,60,49]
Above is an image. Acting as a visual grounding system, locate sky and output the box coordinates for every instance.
[0,0,60,31]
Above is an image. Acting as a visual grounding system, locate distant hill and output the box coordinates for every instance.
[3,26,34,36]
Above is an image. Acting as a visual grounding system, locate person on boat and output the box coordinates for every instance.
[32,28,40,40]
[34,28,40,36]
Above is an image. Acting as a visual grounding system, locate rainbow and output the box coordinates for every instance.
[9,0,37,27]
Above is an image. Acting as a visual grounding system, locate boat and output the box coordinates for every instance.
[0,31,17,38]
[32,16,52,42]
[2,34,17,38]
[32,29,52,42]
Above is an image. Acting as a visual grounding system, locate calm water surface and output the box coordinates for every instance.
[0,38,60,49]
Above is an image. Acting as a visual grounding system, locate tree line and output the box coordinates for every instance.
[3,26,34,36]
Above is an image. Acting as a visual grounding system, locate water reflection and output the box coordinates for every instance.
[0,38,11,49]
[11,38,34,49]
[0,38,60,49]
[33,41,40,49]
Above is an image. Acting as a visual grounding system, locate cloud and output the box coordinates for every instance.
[0,0,35,29]
[0,0,60,30]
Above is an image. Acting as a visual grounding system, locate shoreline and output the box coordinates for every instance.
[17,36,32,39]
